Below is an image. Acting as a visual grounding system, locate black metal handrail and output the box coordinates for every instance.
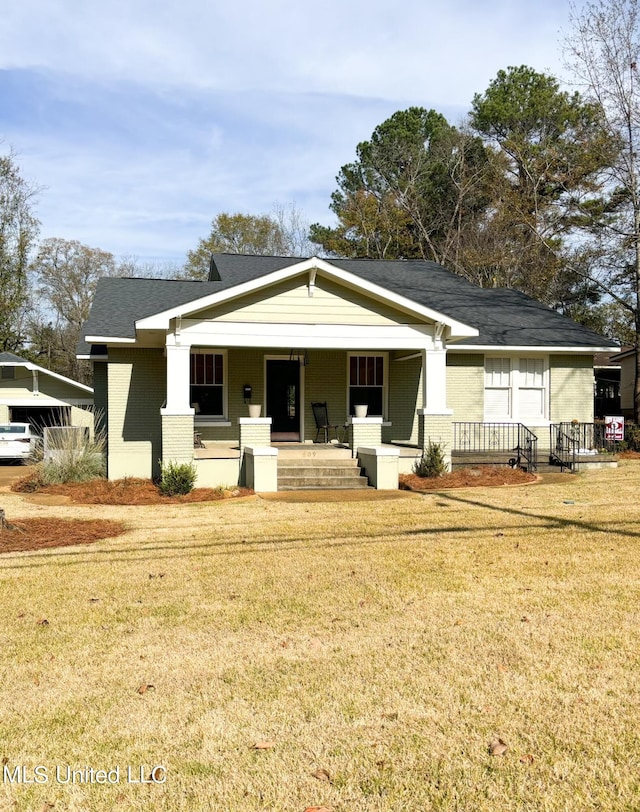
[517,424,538,473]
[550,424,577,472]
[556,421,595,451]
[557,421,634,453]
[453,422,538,472]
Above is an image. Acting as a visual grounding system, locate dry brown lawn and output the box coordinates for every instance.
[0,462,639,811]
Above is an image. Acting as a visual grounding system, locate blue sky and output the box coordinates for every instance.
[0,0,581,269]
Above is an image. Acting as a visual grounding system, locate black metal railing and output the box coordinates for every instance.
[555,421,596,451]
[453,422,538,472]
[556,421,638,453]
[550,424,578,472]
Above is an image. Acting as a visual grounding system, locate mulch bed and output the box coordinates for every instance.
[400,466,537,491]
[0,518,127,554]
[11,475,253,505]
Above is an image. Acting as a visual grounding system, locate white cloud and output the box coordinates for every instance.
[0,0,587,264]
[2,0,575,101]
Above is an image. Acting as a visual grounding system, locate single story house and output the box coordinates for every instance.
[79,254,618,488]
[0,352,94,431]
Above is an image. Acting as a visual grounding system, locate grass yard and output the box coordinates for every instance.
[0,463,639,811]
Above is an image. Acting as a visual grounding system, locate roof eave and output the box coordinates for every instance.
[450,344,620,353]
[134,257,479,337]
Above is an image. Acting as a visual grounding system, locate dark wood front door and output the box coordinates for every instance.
[266,360,300,441]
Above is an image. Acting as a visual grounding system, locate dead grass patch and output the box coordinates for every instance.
[0,518,126,553]
[12,475,253,505]
[0,462,639,810]
[400,465,536,491]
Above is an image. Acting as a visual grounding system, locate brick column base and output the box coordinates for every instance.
[417,411,453,471]
[347,417,383,458]
[161,413,194,466]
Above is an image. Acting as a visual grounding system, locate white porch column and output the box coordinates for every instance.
[162,342,194,415]
[418,344,453,468]
[420,347,449,414]
[160,340,194,466]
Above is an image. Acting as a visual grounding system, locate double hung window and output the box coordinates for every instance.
[348,354,386,416]
[190,351,224,417]
[484,356,547,421]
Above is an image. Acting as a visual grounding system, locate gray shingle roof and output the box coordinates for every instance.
[79,254,617,353]
[0,352,29,364]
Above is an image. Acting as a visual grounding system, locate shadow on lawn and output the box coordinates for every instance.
[0,491,638,570]
[430,489,640,538]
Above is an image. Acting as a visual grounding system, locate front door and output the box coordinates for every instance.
[266,360,300,441]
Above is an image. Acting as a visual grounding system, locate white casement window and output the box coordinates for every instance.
[484,356,548,422]
[190,350,226,417]
[348,353,387,417]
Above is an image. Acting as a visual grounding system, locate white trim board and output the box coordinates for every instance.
[135,258,479,340]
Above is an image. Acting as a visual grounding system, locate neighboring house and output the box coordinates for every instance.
[79,254,618,487]
[594,350,625,419]
[608,347,636,420]
[0,352,94,430]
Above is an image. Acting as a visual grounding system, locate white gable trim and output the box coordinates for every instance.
[84,336,136,345]
[134,257,478,339]
[0,358,94,393]
[0,396,93,407]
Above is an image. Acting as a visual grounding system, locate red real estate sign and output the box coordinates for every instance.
[604,416,624,441]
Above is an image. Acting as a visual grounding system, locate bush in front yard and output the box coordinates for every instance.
[413,441,448,479]
[37,423,106,484]
[158,460,197,496]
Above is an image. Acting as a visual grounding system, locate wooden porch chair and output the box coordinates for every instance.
[311,401,343,444]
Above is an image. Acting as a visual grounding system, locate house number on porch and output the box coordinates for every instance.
[303,451,317,458]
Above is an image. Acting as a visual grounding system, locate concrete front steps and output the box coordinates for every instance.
[277,456,370,490]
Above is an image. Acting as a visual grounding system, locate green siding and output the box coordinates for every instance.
[389,354,421,444]
[193,275,415,326]
[197,348,351,444]
[303,350,348,442]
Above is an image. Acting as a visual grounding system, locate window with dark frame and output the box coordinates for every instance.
[349,355,384,416]
[190,352,224,416]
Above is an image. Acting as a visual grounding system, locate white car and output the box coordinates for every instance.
[0,423,37,461]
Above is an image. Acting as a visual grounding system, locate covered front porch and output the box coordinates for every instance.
[160,343,456,491]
